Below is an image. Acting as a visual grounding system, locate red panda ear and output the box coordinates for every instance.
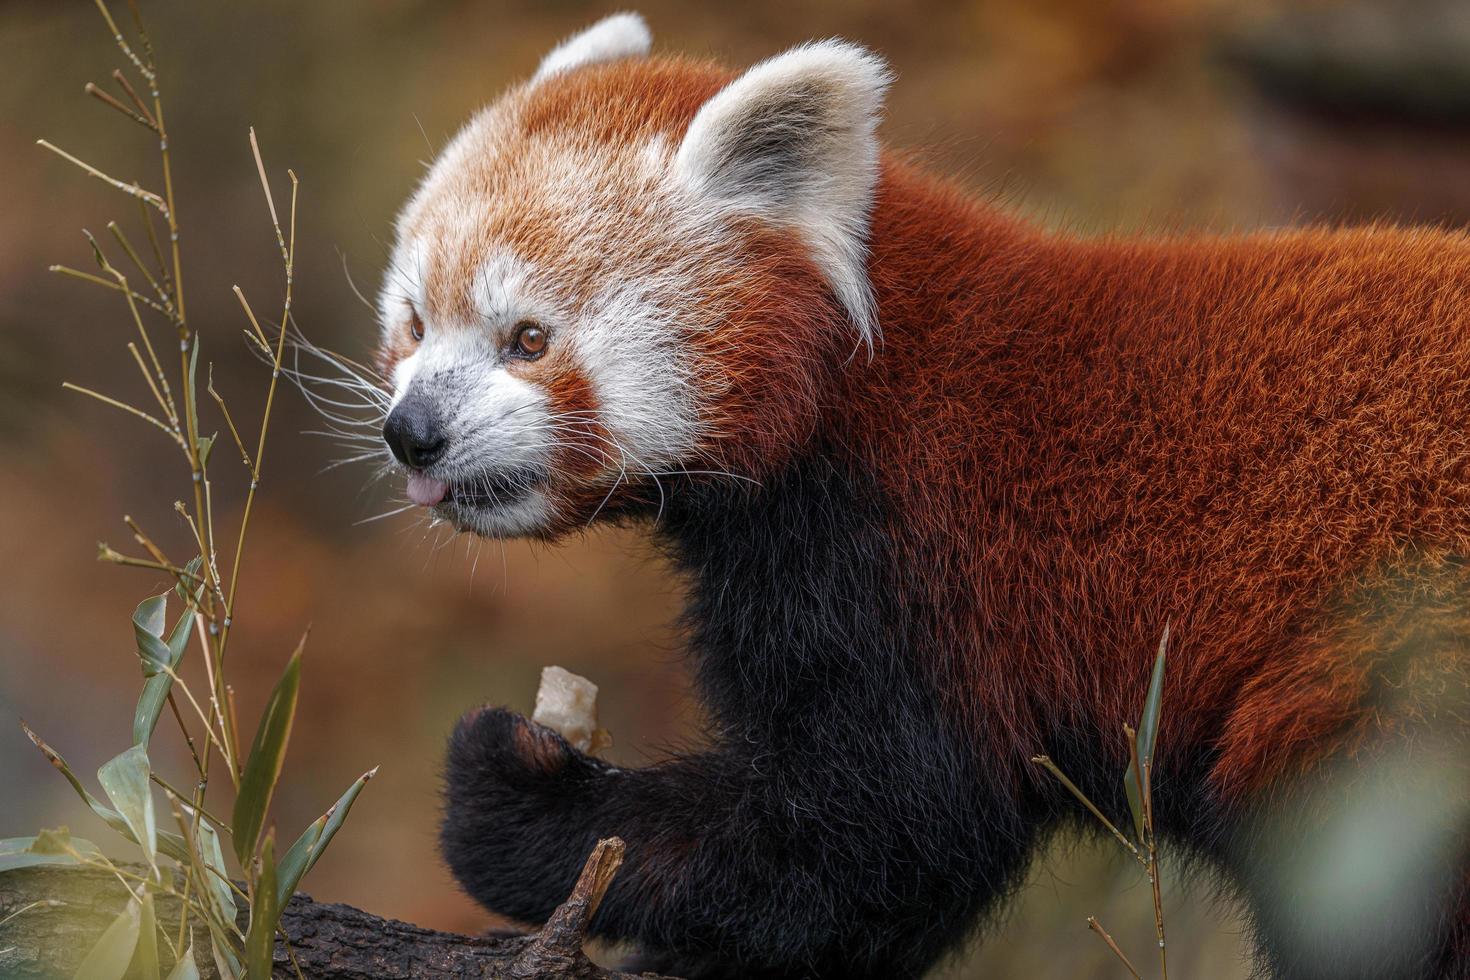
[533,13,652,84]
[675,40,891,346]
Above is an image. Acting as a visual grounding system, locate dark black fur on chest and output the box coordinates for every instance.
[440,446,1042,978]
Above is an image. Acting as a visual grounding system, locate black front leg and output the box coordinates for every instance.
[443,451,1044,977]
[441,705,1030,979]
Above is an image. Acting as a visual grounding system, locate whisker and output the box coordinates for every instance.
[338,248,378,313]
[354,501,419,526]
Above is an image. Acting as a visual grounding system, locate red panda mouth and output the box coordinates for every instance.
[444,468,549,509]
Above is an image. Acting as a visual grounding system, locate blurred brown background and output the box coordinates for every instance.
[5,0,1470,976]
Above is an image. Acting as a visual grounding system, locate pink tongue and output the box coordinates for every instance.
[407,473,449,507]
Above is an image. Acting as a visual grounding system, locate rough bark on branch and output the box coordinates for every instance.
[0,837,674,979]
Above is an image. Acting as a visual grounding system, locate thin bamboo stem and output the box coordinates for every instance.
[62,382,182,445]
[1088,917,1144,980]
[1032,755,1146,867]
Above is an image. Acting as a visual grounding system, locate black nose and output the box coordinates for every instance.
[383,396,447,469]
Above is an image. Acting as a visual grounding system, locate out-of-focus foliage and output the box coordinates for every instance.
[5,1,1469,976]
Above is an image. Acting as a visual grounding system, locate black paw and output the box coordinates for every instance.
[446,705,591,790]
[440,706,605,922]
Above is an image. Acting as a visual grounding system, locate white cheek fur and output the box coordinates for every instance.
[389,349,421,411]
[446,366,552,476]
[571,285,700,475]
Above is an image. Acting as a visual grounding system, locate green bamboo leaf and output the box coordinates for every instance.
[231,645,302,865]
[211,938,242,980]
[195,817,237,926]
[70,894,140,980]
[175,556,204,605]
[136,890,159,980]
[275,766,376,907]
[1124,623,1170,838]
[132,593,170,675]
[0,833,103,872]
[164,946,200,980]
[1125,749,1144,842]
[24,722,132,834]
[134,603,194,746]
[186,336,201,445]
[1137,623,1170,767]
[98,744,155,867]
[244,834,279,980]
[197,432,216,469]
[21,723,190,863]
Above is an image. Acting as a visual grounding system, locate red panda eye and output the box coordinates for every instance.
[409,310,425,343]
[512,321,547,359]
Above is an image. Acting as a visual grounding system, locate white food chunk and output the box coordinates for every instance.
[532,665,605,753]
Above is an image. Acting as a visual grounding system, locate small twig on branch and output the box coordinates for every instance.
[511,837,625,977]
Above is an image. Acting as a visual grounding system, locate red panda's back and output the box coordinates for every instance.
[853,167,1470,797]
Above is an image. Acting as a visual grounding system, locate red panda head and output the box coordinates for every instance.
[377,14,890,538]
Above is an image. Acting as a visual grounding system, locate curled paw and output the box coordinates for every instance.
[440,706,604,920]
[445,705,596,792]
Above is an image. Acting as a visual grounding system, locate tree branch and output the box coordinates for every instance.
[0,837,675,979]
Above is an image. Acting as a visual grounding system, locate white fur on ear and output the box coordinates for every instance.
[675,40,891,344]
[533,13,652,83]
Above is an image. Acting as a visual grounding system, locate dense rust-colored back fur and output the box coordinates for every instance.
[842,168,1470,799]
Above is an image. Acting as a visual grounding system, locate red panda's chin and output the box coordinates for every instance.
[434,486,555,539]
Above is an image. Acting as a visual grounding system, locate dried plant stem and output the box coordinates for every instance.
[126,342,170,419]
[1034,631,1172,979]
[49,264,168,314]
[1031,755,1146,867]
[123,512,219,615]
[1144,762,1167,979]
[123,514,173,569]
[143,22,236,792]
[1126,724,1168,980]
[217,143,297,668]
[96,548,203,589]
[35,140,168,214]
[165,690,204,777]
[157,665,233,764]
[148,773,228,832]
[207,365,253,468]
[110,68,158,128]
[108,221,174,317]
[81,235,178,428]
[85,81,156,131]
[91,0,153,84]
[233,286,270,349]
[61,382,181,445]
[189,613,237,783]
[117,281,175,425]
[1088,917,1144,980]
[224,685,242,763]
[137,197,172,300]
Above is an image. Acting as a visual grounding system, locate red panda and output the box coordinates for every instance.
[370,13,1470,979]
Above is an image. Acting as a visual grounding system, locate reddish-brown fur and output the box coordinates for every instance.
[853,176,1470,799]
